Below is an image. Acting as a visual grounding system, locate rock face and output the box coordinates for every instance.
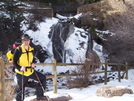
[96,86,133,98]
[77,0,134,67]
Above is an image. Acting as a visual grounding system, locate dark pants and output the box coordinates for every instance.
[15,71,46,101]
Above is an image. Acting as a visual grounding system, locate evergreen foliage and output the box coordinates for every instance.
[86,0,101,4]
[0,0,25,52]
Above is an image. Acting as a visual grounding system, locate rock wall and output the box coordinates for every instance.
[76,0,134,67]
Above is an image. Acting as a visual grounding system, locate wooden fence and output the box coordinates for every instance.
[24,1,51,8]
[0,57,128,101]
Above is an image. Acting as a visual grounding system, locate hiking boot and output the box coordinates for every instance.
[36,96,49,100]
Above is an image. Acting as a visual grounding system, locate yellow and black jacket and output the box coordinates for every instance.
[13,44,35,76]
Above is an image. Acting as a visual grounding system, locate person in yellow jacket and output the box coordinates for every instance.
[13,34,47,101]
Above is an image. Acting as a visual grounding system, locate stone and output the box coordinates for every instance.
[96,86,133,98]
[30,93,72,101]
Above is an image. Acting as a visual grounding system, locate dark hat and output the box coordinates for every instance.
[21,34,32,40]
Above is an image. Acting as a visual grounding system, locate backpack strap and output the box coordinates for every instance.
[17,46,35,63]
[18,46,22,54]
[18,46,34,54]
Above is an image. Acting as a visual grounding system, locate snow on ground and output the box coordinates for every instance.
[13,69,134,101]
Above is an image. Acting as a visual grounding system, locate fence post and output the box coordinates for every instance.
[0,57,5,101]
[125,62,128,80]
[52,59,57,93]
[104,61,108,85]
[118,62,121,82]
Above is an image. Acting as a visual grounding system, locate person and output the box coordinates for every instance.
[13,34,48,101]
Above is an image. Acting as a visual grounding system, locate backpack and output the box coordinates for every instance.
[6,47,22,72]
[6,49,15,63]
[6,47,22,62]
[6,42,21,63]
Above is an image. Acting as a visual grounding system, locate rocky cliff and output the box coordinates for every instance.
[77,0,134,67]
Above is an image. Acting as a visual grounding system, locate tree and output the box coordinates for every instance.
[76,0,85,5]
[85,0,101,4]
[76,0,101,5]
[0,0,25,52]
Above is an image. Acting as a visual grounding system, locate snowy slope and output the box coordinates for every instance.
[13,69,134,101]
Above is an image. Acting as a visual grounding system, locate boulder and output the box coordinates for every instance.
[30,93,72,101]
[96,86,133,98]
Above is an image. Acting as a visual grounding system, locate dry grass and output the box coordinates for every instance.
[4,66,17,101]
[5,82,17,101]
[66,52,100,89]
[66,66,92,89]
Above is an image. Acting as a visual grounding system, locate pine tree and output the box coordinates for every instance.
[0,0,25,51]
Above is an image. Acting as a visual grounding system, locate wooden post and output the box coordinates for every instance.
[52,59,57,93]
[104,61,108,85]
[0,58,5,101]
[118,62,121,82]
[125,62,128,80]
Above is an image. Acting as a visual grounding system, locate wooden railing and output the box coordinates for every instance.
[24,1,51,8]
[0,57,129,101]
